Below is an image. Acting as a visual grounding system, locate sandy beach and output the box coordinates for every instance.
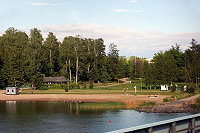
[0,93,167,107]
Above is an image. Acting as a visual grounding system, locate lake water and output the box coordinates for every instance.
[0,101,193,133]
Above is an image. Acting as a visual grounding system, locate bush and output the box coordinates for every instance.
[77,83,80,89]
[196,97,200,104]
[69,83,76,89]
[89,81,93,89]
[187,83,195,93]
[163,98,169,102]
[38,86,48,90]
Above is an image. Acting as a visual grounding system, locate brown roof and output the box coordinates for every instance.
[44,77,67,82]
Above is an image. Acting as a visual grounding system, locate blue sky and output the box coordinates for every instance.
[0,0,200,58]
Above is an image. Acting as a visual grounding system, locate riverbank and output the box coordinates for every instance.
[0,94,167,108]
[137,94,200,113]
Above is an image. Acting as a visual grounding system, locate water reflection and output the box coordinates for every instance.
[6,101,17,114]
[0,101,192,133]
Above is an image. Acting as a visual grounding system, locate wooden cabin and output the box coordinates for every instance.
[6,87,19,95]
[43,77,67,84]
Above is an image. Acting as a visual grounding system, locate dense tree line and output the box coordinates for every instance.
[143,42,200,88]
[0,28,129,88]
[0,27,199,89]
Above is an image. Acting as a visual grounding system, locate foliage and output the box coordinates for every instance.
[89,81,93,89]
[187,83,195,93]
[196,97,200,104]
[163,98,169,102]
[0,27,200,90]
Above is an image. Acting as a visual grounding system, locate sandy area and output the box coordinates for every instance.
[0,94,167,107]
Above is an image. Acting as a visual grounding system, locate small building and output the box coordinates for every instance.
[44,77,67,84]
[6,87,19,95]
[161,84,168,91]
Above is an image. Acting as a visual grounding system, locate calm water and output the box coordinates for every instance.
[0,101,192,133]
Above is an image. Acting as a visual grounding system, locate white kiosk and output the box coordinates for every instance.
[161,85,168,91]
[6,87,19,95]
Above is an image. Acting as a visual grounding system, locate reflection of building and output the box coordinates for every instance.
[6,87,19,95]
[44,77,67,84]
[6,101,17,114]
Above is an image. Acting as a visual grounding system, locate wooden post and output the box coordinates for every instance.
[191,118,195,133]
[169,122,176,133]
[146,127,152,133]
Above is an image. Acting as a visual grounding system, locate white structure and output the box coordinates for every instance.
[6,87,19,95]
[183,85,187,91]
[161,85,168,91]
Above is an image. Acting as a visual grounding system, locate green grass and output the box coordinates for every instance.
[20,79,196,101]
[79,102,126,110]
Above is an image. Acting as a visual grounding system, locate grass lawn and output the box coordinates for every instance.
[20,78,196,101]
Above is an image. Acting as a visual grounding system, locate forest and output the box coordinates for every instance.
[0,27,199,89]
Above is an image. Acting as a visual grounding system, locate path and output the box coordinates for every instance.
[96,78,130,88]
[0,90,5,94]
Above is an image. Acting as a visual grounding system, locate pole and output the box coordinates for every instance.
[140,78,142,91]
[134,86,136,96]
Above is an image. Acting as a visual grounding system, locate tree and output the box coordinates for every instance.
[184,38,200,87]
[44,32,61,76]
[107,43,121,81]
[26,28,44,88]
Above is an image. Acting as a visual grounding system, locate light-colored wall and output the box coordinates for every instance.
[6,88,19,95]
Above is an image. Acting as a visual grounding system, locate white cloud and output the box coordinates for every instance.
[30,3,59,6]
[131,0,137,3]
[112,9,133,13]
[40,24,200,58]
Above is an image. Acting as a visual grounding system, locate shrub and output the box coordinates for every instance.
[89,81,93,89]
[163,98,169,102]
[77,83,80,89]
[196,97,200,104]
[187,83,195,93]
[38,86,48,90]
[82,82,86,89]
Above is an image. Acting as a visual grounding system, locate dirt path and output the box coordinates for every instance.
[0,90,5,94]
[180,93,200,103]
[96,78,130,88]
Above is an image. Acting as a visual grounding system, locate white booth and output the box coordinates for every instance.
[6,87,19,95]
[161,85,168,91]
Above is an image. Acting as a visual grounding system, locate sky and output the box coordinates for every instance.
[0,0,200,58]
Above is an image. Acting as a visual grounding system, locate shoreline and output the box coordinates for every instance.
[137,94,200,113]
[0,94,167,108]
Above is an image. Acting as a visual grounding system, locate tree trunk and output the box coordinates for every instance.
[88,64,90,73]
[50,49,52,64]
[196,76,198,88]
[66,59,68,73]
[68,59,72,83]
[76,56,79,84]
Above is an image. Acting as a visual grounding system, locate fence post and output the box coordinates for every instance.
[146,127,152,133]
[169,122,176,133]
[191,118,195,133]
